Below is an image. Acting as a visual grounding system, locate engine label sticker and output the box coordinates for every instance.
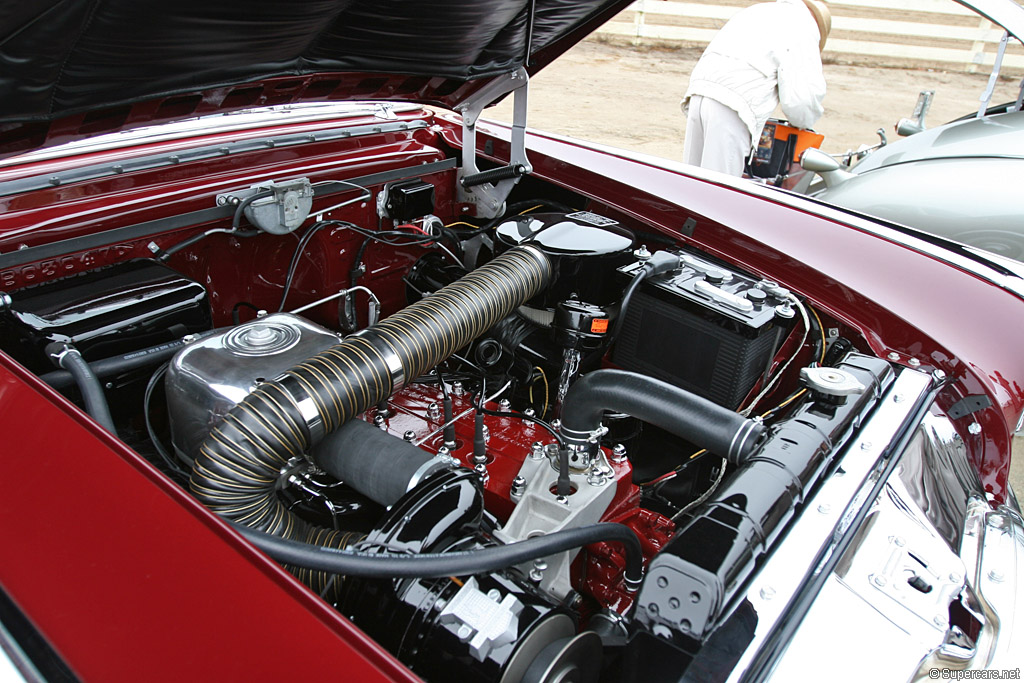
[566,211,619,227]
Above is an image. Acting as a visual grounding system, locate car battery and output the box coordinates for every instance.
[747,119,824,181]
[612,250,794,409]
[0,259,212,375]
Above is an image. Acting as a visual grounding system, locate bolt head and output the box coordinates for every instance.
[860,441,873,451]
[968,422,982,435]
[872,574,888,587]
[403,430,416,441]
[817,503,831,514]
[759,586,776,600]
[988,568,1005,583]
[887,352,900,361]
[908,358,921,367]
[933,615,946,628]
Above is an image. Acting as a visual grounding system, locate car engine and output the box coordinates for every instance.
[0,168,894,681]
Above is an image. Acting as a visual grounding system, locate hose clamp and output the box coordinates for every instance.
[351,327,406,391]
[728,418,763,465]
[274,373,326,445]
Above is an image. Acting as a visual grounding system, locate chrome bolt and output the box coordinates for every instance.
[861,441,872,451]
[759,586,776,600]
[437,445,451,457]
[523,407,536,417]
[403,430,416,442]
[587,467,607,487]
[872,574,887,587]
[933,615,946,628]
[968,422,982,435]
[452,380,464,396]
[556,495,569,506]
[887,352,900,361]
[934,369,947,381]
[510,475,526,499]
[530,442,544,460]
[908,358,921,367]
[256,309,268,318]
[487,589,501,602]
[373,414,386,428]
[611,443,628,463]
[894,536,905,547]
[893,393,904,403]
[988,568,1005,583]
[529,560,548,583]
[498,398,511,412]
[634,245,652,261]
[949,572,962,584]
[428,402,441,421]
[551,419,562,431]
[474,463,489,485]
[182,334,197,344]
[482,424,490,443]
[817,504,831,514]
[457,625,473,640]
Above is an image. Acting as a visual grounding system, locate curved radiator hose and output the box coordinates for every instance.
[189,246,552,587]
[560,369,765,465]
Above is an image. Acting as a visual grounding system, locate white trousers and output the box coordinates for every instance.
[683,95,752,177]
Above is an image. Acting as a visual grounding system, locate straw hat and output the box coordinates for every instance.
[802,0,832,51]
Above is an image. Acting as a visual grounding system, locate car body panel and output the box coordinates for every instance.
[815,156,1024,260]
[0,352,418,682]
[849,110,1024,173]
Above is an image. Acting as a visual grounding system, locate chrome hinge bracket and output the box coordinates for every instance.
[455,67,532,219]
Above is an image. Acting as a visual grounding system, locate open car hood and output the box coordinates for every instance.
[1,0,1023,161]
[0,0,630,159]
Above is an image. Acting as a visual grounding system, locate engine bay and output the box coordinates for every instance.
[0,141,897,681]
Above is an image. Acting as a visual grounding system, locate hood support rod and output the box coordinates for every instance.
[455,67,532,219]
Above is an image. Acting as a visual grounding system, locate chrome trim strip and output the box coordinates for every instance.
[724,367,937,682]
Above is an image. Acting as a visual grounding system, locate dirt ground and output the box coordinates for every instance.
[489,39,1024,499]
[489,39,1023,159]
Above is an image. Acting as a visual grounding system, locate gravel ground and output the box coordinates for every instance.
[489,39,1024,500]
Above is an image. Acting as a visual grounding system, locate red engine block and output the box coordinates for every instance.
[362,381,676,613]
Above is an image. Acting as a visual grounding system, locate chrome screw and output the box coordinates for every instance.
[611,443,628,463]
[511,475,527,499]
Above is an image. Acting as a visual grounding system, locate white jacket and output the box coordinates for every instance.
[683,0,826,147]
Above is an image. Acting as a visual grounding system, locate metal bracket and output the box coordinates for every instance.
[455,67,533,219]
[978,30,1010,118]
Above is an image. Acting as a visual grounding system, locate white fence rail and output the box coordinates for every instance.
[594,0,1024,71]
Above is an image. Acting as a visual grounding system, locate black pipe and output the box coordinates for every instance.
[560,369,764,465]
[40,334,211,391]
[233,520,644,586]
[45,342,117,435]
[312,419,438,507]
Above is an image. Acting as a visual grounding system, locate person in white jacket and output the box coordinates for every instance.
[682,0,831,176]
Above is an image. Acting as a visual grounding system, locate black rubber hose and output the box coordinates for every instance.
[233,520,645,586]
[45,342,117,435]
[311,420,437,507]
[39,334,211,391]
[560,369,764,465]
